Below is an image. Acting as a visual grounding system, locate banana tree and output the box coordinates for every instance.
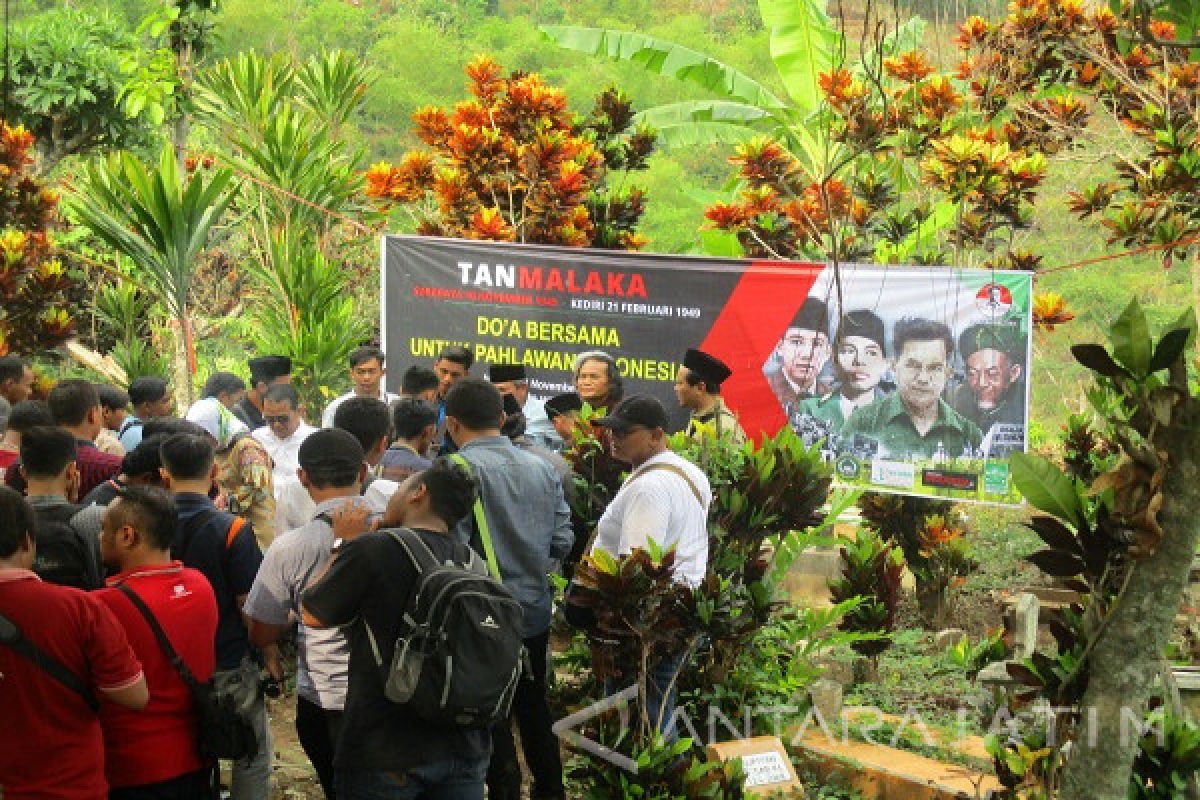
[542,0,923,158]
[66,146,236,403]
[543,0,927,260]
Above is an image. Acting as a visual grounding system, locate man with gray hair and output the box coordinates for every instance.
[572,350,624,412]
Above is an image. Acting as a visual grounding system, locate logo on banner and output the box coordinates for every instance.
[870,460,915,488]
[835,455,861,480]
[976,283,1013,315]
[983,462,1011,494]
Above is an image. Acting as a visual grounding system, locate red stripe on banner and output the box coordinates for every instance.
[699,259,826,439]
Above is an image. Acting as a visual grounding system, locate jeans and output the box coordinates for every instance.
[336,756,488,800]
[486,631,564,800]
[297,695,343,799]
[606,649,687,739]
[213,657,272,800]
[108,768,218,799]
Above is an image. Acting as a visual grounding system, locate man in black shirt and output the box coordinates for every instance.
[21,426,104,590]
[82,433,169,507]
[234,355,293,431]
[160,432,270,800]
[302,458,490,799]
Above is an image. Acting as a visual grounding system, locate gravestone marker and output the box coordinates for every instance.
[707,736,801,797]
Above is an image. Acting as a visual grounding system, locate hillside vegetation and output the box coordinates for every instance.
[17,0,1190,433]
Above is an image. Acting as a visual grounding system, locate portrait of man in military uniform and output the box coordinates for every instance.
[841,317,982,459]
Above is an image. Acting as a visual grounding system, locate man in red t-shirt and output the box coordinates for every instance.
[0,486,149,800]
[95,485,220,798]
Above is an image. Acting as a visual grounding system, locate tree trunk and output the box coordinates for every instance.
[172,40,193,174]
[170,312,195,410]
[1192,251,1200,326]
[1059,417,1200,800]
[916,585,950,629]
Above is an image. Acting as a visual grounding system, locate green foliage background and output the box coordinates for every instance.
[11,0,1189,428]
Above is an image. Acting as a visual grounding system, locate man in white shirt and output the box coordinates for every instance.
[320,345,401,429]
[591,395,711,735]
[252,384,316,488]
[274,397,397,534]
[244,428,369,798]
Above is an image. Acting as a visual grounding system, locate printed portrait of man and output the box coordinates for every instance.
[766,297,831,415]
[841,317,982,459]
[951,323,1026,453]
[794,309,891,432]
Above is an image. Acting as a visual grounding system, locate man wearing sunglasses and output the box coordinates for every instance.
[252,384,316,489]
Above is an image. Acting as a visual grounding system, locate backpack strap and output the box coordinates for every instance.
[382,527,441,577]
[446,454,502,582]
[627,462,706,511]
[114,584,202,693]
[361,527,444,670]
[0,611,99,711]
[225,517,247,550]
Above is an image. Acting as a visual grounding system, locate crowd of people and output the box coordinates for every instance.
[0,340,745,800]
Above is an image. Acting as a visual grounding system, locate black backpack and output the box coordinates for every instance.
[32,503,100,590]
[366,527,525,729]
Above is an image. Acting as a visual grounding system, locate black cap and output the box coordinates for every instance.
[839,310,887,353]
[501,392,522,416]
[594,395,669,433]
[682,348,732,387]
[544,392,583,419]
[789,298,829,332]
[248,355,292,382]
[488,364,527,383]
[959,323,1023,360]
[298,428,364,471]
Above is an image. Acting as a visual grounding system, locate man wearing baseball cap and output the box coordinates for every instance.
[674,348,747,446]
[244,428,369,799]
[795,309,891,431]
[592,395,712,735]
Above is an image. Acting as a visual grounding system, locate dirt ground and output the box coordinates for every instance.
[235,696,323,799]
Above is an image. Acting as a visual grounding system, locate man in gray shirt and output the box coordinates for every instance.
[244,429,370,799]
[444,379,572,800]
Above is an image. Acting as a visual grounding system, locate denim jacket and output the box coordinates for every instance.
[453,435,573,637]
